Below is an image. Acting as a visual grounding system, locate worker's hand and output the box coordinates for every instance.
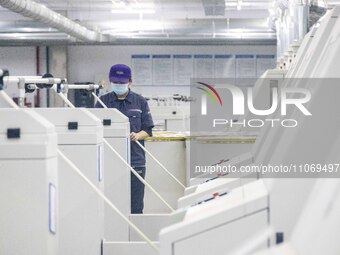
[130,132,141,141]
[130,131,149,141]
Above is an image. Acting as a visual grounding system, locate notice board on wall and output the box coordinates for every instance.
[131,54,275,86]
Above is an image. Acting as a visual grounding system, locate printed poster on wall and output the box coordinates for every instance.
[173,55,193,85]
[236,54,256,86]
[131,55,152,85]
[194,55,214,78]
[235,54,256,78]
[214,55,235,78]
[256,55,276,77]
[152,55,173,85]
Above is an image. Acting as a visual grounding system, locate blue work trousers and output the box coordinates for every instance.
[131,166,146,214]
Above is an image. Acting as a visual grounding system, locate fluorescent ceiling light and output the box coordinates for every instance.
[237,0,242,10]
[104,20,163,33]
[111,0,128,8]
[111,0,155,13]
[111,9,155,14]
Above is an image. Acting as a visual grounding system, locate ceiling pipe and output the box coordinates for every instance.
[0,0,111,42]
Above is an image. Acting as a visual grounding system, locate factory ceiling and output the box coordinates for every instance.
[0,0,330,45]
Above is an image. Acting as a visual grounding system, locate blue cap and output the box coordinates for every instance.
[109,64,131,83]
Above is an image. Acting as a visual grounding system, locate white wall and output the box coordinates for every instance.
[0,46,49,106]
[0,44,276,99]
[67,45,276,96]
[0,47,36,75]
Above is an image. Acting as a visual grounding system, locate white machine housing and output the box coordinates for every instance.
[33,108,104,255]
[160,180,269,255]
[150,105,189,131]
[88,108,131,241]
[0,109,58,255]
[163,8,340,255]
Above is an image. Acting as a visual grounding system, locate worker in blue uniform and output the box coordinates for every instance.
[96,64,154,214]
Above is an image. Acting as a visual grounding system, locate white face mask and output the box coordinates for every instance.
[111,82,129,95]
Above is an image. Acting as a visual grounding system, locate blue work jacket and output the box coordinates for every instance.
[96,90,154,167]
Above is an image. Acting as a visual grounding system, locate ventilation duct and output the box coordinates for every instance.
[0,0,110,42]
